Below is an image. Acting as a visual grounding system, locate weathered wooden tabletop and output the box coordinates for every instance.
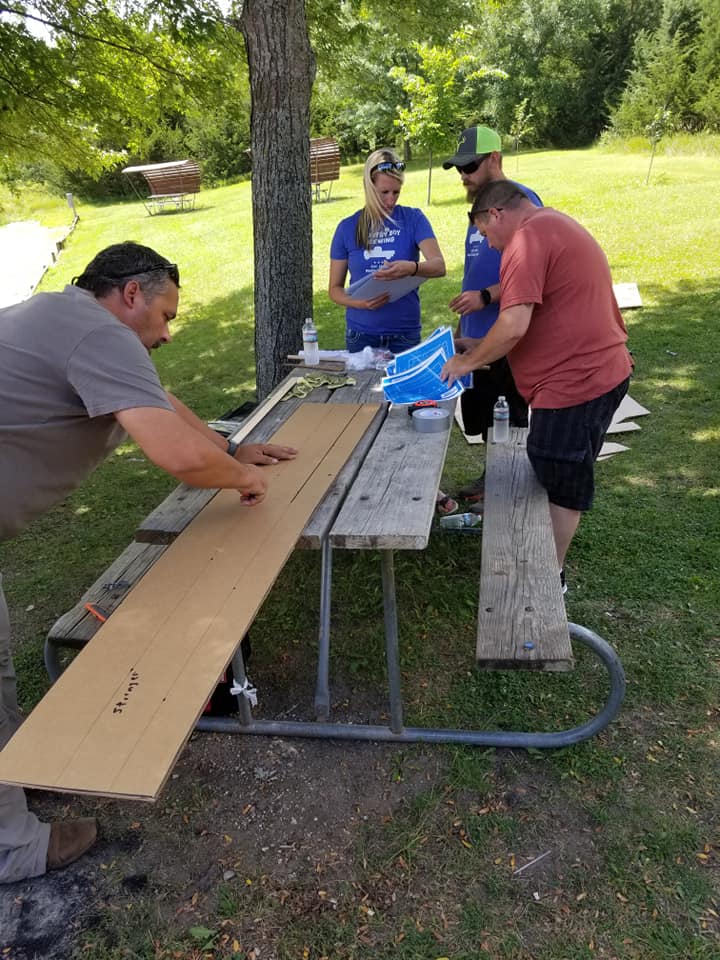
[330,401,453,551]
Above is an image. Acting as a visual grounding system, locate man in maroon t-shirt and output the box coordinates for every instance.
[441,180,632,586]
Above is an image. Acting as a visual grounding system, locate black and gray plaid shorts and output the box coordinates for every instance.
[526,377,630,512]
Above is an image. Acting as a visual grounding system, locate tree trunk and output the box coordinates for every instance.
[240,0,316,399]
[426,148,433,206]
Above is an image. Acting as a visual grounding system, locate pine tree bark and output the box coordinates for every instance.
[240,0,316,399]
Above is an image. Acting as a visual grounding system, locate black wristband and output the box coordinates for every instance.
[413,261,419,275]
[226,439,240,457]
[480,288,492,307]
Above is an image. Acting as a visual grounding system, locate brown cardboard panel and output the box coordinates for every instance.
[0,402,378,801]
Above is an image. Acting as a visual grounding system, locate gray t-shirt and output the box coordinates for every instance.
[0,285,173,542]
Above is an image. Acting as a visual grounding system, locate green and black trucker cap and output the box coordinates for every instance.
[442,125,502,169]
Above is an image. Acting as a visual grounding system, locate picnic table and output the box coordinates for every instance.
[45,369,626,758]
[121,160,201,215]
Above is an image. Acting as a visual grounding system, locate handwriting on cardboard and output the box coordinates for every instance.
[113,670,140,715]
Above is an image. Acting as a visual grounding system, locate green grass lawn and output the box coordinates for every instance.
[1,145,719,958]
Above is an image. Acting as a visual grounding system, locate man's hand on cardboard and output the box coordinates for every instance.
[233,443,298,466]
[237,463,268,505]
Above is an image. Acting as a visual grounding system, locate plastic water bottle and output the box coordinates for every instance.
[493,395,510,443]
[440,512,481,529]
[302,317,320,366]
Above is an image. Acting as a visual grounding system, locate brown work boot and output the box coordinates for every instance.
[46,818,98,871]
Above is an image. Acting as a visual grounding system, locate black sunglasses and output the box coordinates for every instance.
[456,155,490,175]
[468,207,504,223]
[371,160,406,175]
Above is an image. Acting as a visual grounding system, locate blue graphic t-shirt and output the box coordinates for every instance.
[330,205,435,335]
[461,181,543,338]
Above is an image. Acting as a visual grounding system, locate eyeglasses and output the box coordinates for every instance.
[103,263,180,286]
[468,207,503,223]
[371,160,406,175]
[456,155,490,175]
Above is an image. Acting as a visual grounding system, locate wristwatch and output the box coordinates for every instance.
[480,288,492,307]
[226,439,240,457]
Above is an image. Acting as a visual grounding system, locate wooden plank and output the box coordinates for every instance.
[225,375,305,445]
[300,371,386,547]
[0,403,378,801]
[48,541,167,644]
[476,428,573,671]
[330,402,452,550]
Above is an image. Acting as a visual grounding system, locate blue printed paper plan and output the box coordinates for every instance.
[382,326,472,404]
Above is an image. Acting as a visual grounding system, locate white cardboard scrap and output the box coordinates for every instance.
[606,420,641,434]
[613,394,650,422]
[613,282,643,309]
[598,441,630,460]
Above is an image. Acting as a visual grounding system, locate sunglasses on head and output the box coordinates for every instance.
[456,155,490,175]
[104,263,180,286]
[371,160,406,175]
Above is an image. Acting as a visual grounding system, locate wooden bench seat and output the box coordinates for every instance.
[310,137,340,202]
[477,427,574,671]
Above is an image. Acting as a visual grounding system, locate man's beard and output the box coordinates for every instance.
[465,183,479,203]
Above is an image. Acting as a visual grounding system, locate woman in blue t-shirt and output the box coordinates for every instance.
[329,148,446,355]
[329,149,457,515]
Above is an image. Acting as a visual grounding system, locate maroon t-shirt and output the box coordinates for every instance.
[500,207,632,408]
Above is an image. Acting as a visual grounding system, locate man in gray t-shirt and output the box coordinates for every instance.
[0,242,296,884]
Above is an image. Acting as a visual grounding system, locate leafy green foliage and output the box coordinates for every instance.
[391,31,507,155]
[610,0,704,136]
[0,1,248,189]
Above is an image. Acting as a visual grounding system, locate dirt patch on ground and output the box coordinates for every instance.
[0,731,447,959]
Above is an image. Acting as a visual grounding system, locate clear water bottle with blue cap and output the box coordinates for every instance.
[493,395,510,443]
[440,512,481,529]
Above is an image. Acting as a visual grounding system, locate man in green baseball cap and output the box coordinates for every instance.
[444,125,541,508]
[441,125,502,169]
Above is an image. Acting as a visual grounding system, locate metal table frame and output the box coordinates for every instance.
[199,546,625,747]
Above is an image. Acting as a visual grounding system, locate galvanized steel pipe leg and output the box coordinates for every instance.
[198,622,625,745]
[381,550,404,734]
[230,645,254,727]
[314,539,333,720]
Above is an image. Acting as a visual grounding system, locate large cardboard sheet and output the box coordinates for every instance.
[0,403,378,801]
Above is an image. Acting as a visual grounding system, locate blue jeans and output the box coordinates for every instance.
[346,328,421,355]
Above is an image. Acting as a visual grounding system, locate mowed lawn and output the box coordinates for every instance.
[1,145,719,959]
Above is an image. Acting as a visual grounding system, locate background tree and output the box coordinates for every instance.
[509,97,534,173]
[0,1,231,175]
[692,0,720,127]
[392,31,506,203]
[609,0,703,135]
